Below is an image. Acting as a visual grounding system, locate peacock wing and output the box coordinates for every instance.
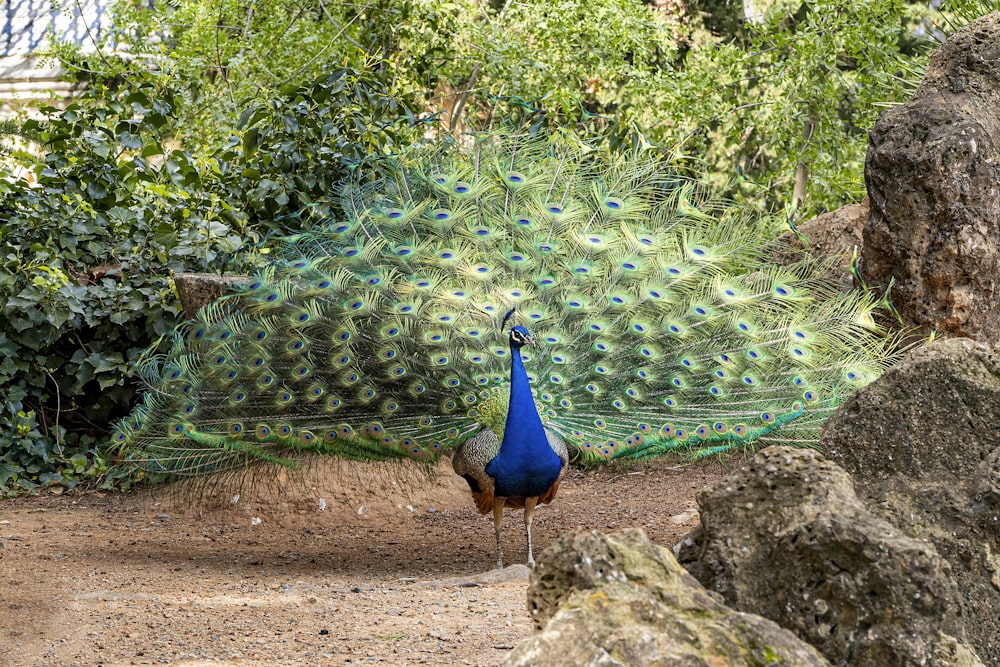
[452,428,501,514]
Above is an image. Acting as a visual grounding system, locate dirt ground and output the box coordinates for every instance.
[0,455,732,667]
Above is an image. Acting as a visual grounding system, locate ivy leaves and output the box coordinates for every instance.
[0,65,421,494]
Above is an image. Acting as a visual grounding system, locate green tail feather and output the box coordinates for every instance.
[110,130,904,477]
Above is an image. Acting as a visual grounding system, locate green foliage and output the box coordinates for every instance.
[339,0,935,216]
[650,0,933,216]
[370,0,683,118]
[59,0,370,148]
[78,0,680,147]
[0,118,42,159]
[0,80,248,494]
[220,66,426,235]
[0,64,422,494]
[92,0,933,218]
[931,0,1000,31]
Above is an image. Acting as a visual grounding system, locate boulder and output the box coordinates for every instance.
[788,198,867,261]
[862,13,1000,339]
[797,198,866,261]
[779,198,868,292]
[822,337,1000,663]
[675,446,982,667]
[505,528,830,667]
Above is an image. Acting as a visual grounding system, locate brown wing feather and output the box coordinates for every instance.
[452,429,500,515]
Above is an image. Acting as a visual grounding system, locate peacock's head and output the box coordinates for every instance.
[509,325,535,349]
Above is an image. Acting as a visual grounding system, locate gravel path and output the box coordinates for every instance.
[1,456,729,666]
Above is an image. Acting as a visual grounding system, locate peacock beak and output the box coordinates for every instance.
[524,334,536,347]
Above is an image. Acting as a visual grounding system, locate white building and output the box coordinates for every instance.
[1,0,111,113]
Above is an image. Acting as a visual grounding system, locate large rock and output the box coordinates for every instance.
[779,198,868,292]
[675,446,982,667]
[789,198,867,265]
[822,337,1000,663]
[862,13,1000,339]
[800,198,866,257]
[505,528,830,667]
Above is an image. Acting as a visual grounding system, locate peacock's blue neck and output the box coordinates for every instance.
[485,339,562,498]
[503,345,546,448]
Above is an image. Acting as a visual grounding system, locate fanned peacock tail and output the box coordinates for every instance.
[111,130,899,476]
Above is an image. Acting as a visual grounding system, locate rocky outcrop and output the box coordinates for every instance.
[862,12,1000,339]
[504,528,830,667]
[675,446,982,667]
[822,337,1000,664]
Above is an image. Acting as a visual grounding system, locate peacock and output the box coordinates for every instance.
[110,130,899,568]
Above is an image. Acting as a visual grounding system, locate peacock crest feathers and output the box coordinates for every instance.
[112,131,899,475]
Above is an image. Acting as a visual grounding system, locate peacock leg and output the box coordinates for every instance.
[524,496,539,568]
[493,497,506,570]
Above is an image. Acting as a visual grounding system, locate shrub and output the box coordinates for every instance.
[0,65,422,494]
[0,81,248,493]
